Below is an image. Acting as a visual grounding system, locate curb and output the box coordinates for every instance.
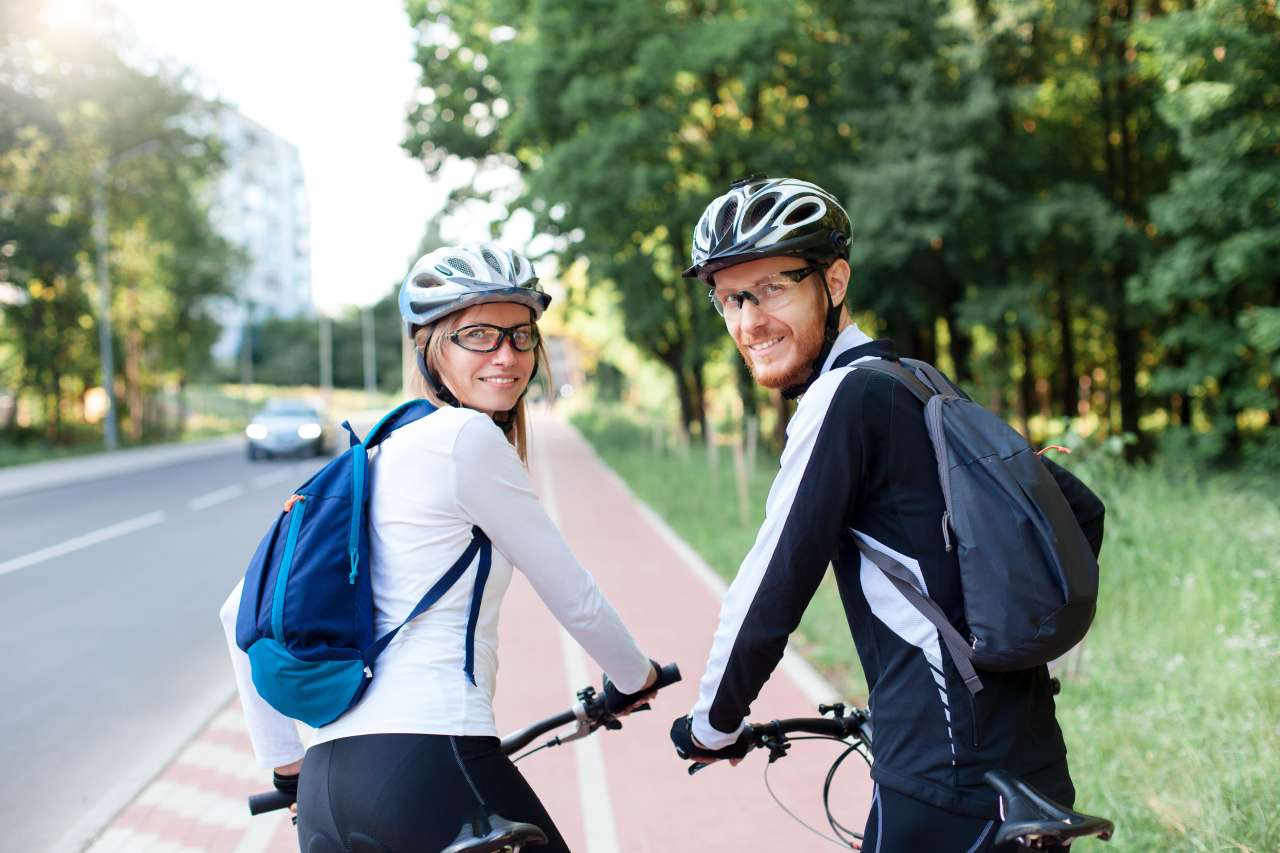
[0,435,243,501]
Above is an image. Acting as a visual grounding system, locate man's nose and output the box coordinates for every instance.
[736,296,767,330]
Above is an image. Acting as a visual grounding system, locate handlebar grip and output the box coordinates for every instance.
[655,662,682,689]
[248,789,296,815]
[688,761,711,776]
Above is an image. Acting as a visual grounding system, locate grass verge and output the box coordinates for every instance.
[572,406,1279,852]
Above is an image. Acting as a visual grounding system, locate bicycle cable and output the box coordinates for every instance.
[511,743,554,764]
[822,741,871,845]
[760,735,863,850]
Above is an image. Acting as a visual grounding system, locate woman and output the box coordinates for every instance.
[219,242,659,852]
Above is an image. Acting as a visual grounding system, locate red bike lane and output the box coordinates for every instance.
[86,413,871,852]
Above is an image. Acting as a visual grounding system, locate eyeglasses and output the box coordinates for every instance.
[448,323,540,353]
[707,264,823,318]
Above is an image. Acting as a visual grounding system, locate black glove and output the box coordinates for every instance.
[670,715,754,761]
[602,659,660,715]
[272,770,300,802]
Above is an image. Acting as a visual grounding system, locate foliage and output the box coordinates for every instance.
[404,0,1276,462]
[574,406,1279,850]
[0,0,238,444]
[243,285,405,393]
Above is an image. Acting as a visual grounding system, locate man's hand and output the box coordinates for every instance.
[602,660,661,717]
[670,715,753,766]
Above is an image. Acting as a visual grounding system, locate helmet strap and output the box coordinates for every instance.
[782,266,842,401]
[416,347,460,408]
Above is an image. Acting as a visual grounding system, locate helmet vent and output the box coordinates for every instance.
[715,198,739,238]
[480,247,503,274]
[446,257,476,277]
[742,195,777,231]
[784,202,820,225]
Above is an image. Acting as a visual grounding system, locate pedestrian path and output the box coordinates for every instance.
[86,413,871,851]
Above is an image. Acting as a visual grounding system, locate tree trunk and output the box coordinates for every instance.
[943,271,972,382]
[1056,270,1078,418]
[735,356,758,420]
[1017,325,1035,442]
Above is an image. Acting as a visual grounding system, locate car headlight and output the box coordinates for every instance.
[246,423,268,440]
[297,423,322,440]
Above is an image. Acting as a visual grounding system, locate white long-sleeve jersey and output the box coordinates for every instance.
[220,405,651,767]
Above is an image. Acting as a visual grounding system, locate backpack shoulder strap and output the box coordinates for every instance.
[840,357,937,405]
[362,399,438,450]
[363,527,491,666]
[899,358,966,399]
[854,538,984,694]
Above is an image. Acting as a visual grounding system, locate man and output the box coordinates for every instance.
[668,175,1105,850]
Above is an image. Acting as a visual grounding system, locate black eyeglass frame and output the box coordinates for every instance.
[707,264,825,316]
[447,322,541,353]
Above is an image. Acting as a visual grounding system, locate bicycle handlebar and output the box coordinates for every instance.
[246,662,682,815]
[688,705,871,776]
[248,788,296,816]
[501,661,682,755]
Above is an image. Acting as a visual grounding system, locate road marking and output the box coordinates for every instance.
[531,429,623,853]
[252,467,299,489]
[188,484,245,511]
[0,511,166,578]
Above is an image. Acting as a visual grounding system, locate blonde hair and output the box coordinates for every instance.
[409,312,549,464]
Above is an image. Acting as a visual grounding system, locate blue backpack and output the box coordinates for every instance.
[235,399,492,727]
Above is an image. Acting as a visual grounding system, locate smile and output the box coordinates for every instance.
[748,337,784,354]
[479,377,519,385]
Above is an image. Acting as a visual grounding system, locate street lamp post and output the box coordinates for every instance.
[91,165,120,450]
[90,139,162,451]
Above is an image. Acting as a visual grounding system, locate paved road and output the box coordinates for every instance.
[0,446,328,853]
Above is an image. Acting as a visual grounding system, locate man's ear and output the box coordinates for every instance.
[825,258,851,306]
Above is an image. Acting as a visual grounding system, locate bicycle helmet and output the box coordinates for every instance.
[682,175,850,282]
[399,242,550,414]
[399,242,550,337]
[686,176,853,399]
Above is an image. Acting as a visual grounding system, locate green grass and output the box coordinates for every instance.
[572,406,1279,852]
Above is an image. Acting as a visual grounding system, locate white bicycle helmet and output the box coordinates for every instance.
[683,174,850,281]
[399,242,550,337]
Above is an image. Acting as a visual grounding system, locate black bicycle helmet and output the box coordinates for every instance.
[683,175,851,281]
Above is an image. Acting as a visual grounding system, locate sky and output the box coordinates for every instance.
[105,0,468,312]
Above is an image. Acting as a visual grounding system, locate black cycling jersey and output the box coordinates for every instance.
[691,328,1105,817]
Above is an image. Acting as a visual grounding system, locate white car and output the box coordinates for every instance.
[245,399,328,460]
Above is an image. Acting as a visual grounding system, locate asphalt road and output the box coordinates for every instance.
[0,447,329,853]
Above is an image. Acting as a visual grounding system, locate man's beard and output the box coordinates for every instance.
[736,318,825,390]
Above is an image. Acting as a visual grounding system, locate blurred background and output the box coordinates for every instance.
[1,0,1276,850]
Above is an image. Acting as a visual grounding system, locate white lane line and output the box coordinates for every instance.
[531,428,623,853]
[0,510,166,578]
[565,419,842,706]
[187,484,245,512]
[252,467,299,489]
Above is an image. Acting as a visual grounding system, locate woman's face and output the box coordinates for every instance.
[435,301,537,417]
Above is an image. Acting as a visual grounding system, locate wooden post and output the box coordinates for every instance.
[732,433,750,526]
[706,417,718,481]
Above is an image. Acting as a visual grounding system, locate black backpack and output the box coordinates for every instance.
[833,353,1099,694]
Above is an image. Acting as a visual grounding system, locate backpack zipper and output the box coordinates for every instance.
[349,442,366,585]
[270,495,308,640]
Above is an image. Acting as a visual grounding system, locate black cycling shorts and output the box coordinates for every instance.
[862,784,1067,853]
[296,732,570,853]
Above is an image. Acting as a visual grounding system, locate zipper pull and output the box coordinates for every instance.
[941,510,953,552]
[348,550,359,584]
[363,665,373,678]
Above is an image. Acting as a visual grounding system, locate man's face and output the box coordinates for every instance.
[712,256,827,390]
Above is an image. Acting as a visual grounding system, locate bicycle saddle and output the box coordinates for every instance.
[985,770,1114,848]
[442,813,549,853]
